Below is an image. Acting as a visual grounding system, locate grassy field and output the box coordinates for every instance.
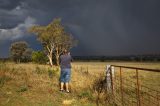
[0,61,160,106]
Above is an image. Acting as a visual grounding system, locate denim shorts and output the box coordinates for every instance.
[60,68,71,83]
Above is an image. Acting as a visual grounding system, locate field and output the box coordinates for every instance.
[0,61,160,106]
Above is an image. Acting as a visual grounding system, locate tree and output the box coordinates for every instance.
[22,48,33,62]
[32,51,48,64]
[10,41,32,63]
[54,33,77,65]
[29,18,77,66]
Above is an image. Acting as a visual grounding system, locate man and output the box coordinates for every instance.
[59,50,72,93]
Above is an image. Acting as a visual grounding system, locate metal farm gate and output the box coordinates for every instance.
[106,65,160,106]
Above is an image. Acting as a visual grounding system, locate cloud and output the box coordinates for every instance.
[0,0,160,56]
[0,0,21,10]
[0,1,30,29]
[0,16,36,41]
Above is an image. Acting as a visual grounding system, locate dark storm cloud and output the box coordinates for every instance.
[0,0,160,57]
[0,0,21,10]
[0,17,36,41]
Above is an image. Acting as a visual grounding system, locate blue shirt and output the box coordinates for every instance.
[60,54,72,69]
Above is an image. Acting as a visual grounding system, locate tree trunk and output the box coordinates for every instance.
[55,47,60,66]
[17,58,20,64]
[48,55,53,67]
[56,55,60,66]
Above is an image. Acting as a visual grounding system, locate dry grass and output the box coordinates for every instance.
[0,62,97,106]
[0,61,160,106]
[72,62,160,105]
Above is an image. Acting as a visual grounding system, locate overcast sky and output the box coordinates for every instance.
[0,0,160,57]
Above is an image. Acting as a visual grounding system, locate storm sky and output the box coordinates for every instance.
[0,0,160,57]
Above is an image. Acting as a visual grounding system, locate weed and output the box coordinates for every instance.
[0,75,12,88]
[48,67,59,78]
[0,76,6,88]
[0,63,10,72]
[35,66,46,74]
[17,85,28,92]
[78,90,93,101]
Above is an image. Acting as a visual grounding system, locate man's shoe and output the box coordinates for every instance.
[60,89,64,92]
[66,90,70,93]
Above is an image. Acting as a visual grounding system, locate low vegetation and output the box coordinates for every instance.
[0,62,99,106]
[0,62,160,106]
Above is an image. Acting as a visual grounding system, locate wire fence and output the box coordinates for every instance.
[109,65,160,106]
[73,64,160,106]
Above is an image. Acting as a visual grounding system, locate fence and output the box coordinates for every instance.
[107,65,160,106]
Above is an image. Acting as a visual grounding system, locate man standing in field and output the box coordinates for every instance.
[59,50,72,93]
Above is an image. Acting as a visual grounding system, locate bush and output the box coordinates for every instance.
[32,51,48,64]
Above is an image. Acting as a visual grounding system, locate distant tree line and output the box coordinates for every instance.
[1,54,160,63]
[72,55,160,62]
[8,18,77,66]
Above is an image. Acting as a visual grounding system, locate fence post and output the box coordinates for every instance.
[110,66,115,95]
[119,67,124,106]
[136,69,141,106]
[106,65,111,91]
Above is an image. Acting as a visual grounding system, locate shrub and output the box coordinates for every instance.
[32,51,48,64]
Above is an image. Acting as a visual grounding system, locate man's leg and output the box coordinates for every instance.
[60,82,64,90]
[65,82,69,92]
